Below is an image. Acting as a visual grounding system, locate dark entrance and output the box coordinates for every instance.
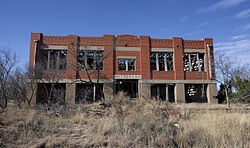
[75,84,103,104]
[185,84,207,103]
[151,84,175,102]
[115,80,138,98]
[36,83,66,104]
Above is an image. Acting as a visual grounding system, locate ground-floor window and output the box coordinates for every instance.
[115,80,138,98]
[75,83,103,103]
[185,84,207,103]
[151,84,175,102]
[36,83,66,104]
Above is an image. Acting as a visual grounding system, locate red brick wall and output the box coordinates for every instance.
[29,33,214,81]
[140,36,151,79]
[66,35,78,79]
[152,71,175,79]
[103,35,114,80]
[115,51,141,75]
[204,38,214,80]
[173,37,184,80]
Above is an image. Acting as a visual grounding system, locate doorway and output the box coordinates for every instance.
[115,79,138,98]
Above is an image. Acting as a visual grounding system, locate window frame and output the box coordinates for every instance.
[77,50,104,70]
[183,52,205,72]
[118,58,136,71]
[40,49,67,70]
[150,52,174,71]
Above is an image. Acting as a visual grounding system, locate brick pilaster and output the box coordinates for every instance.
[29,33,43,78]
[203,38,214,80]
[173,37,184,80]
[103,34,115,80]
[140,36,151,80]
[66,35,78,79]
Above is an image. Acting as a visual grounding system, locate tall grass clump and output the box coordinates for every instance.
[0,93,249,147]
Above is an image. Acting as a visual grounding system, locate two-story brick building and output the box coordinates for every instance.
[28,33,217,104]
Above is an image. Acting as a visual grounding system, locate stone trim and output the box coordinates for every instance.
[184,48,205,53]
[151,48,173,52]
[114,75,141,79]
[79,46,104,50]
[116,47,140,51]
[117,56,136,59]
[35,79,113,83]
[41,45,68,50]
[139,79,217,84]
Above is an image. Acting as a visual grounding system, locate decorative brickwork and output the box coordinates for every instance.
[29,33,217,104]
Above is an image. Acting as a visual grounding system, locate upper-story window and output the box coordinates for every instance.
[41,50,67,70]
[183,53,204,72]
[118,58,136,71]
[77,50,103,70]
[150,52,173,71]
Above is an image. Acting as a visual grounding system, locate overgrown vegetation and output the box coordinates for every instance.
[215,50,250,104]
[0,94,250,147]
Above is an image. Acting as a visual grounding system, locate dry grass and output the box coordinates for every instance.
[0,95,250,148]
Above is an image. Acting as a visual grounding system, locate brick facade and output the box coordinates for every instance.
[29,33,217,104]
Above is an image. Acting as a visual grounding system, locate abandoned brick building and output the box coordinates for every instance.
[28,33,217,104]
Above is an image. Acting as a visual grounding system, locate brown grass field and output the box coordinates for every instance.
[0,94,250,147]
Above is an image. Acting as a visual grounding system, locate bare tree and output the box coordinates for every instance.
[214,50,246,108]
[9,67,26,108]
[8,65,40,107]
[69,46,111,103]
[0,49,17,108]
[34,63,65,105]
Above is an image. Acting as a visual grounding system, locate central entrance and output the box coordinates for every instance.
[115,79,138,98]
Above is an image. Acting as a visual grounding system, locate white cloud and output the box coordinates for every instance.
[235,8,250,18]
[215,38,250,65]
[197,0,248,13]
[231,34,249,40]
[235,23,250,32]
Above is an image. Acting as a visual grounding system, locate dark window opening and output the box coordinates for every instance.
[128,59,135,71]
[40,50,67,70]
[158,53,165,71]
[150,53,157,71]
[151,84,175,102]
[118,58,136,71]
[118,59,126,70]
[184,53,204,72]
[185,84,207,103]
[36,83,66,104]
[150,52,173,71]
[77,50,103,70]
[115,80,138,98]
[76,83,103,104]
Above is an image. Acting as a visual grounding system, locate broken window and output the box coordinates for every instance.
[76,84,103,103]
[36,83,66,104]
[77,50,103,70]
[118,59,126,70]
[183,53,204,72]
[118,58,136,71]
[150,53,157,71]
[150,52,173,71]
[115,80,138,98]
[185,84,207,103]
[158,53,165,71]
[151,84,175,102]
[40,50,67,70]
[128,59,135,71]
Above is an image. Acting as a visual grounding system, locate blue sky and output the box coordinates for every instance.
[0,0,250,66]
